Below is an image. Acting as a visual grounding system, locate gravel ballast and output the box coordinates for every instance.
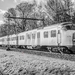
[0,49,75,75]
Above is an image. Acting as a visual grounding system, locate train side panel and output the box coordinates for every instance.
[41,28,58,46]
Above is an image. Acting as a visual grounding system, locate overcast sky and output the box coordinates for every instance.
[0,0,74,24]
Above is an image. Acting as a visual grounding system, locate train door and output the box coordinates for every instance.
[37,32,40,46]
[57,30,61,46]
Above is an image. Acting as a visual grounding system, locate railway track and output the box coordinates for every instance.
[0,47,75,61]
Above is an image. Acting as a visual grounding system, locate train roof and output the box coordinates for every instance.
[0,22,74,38]
[18,22,74,33]
[41,22,72,30]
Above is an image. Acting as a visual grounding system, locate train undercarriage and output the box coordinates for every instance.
[2,44,74,54]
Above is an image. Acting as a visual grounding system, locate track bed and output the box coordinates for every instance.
[0,49,75,75]
[1,47,75,61]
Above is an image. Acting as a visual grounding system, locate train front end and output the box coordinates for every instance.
[61,22,75,53]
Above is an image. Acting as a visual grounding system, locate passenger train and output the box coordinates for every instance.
[0,22,75,53]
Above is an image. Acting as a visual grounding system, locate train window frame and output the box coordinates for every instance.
[44,31,48,38]
[51,30,56,37]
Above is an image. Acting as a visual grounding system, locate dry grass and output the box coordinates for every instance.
[0,50,75,75]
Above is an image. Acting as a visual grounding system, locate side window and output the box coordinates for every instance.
[27,34,30,39]
[14,37,16,40]
[44,31,48,38]
[7,38,10,41]
[37,32,40,38]
[20,35,24,40]
[51,30,56,37]
[20,36,21,40]
[11,37,16,41]
[22,36,24,40]
[32,33,35,39]
[12,37,14,41]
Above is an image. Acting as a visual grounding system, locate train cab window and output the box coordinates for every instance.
[44,31,48,38]
[62,23,72,30]
[37,32,40,38]
[65,26,71,30]
[51,30,56,37]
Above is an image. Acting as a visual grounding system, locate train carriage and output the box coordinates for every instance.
[0,22,75,53]
[38,23,75,53]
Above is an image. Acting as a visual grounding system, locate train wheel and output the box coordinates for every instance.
[63,49,73,54]
[25,46,32,50]
[51,47,60,53]
[39,46,48,51]
[22,46,25,49]
[34,46,41,50]
[6,46,10,51]
[47,47,52,53]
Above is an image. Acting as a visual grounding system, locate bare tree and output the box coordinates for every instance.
[16,2,35,31]
[46,0,73,23]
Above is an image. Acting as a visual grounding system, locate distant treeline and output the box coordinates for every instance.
[0,0,75,36]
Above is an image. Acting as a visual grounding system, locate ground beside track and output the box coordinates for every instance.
[0,49,75,75]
